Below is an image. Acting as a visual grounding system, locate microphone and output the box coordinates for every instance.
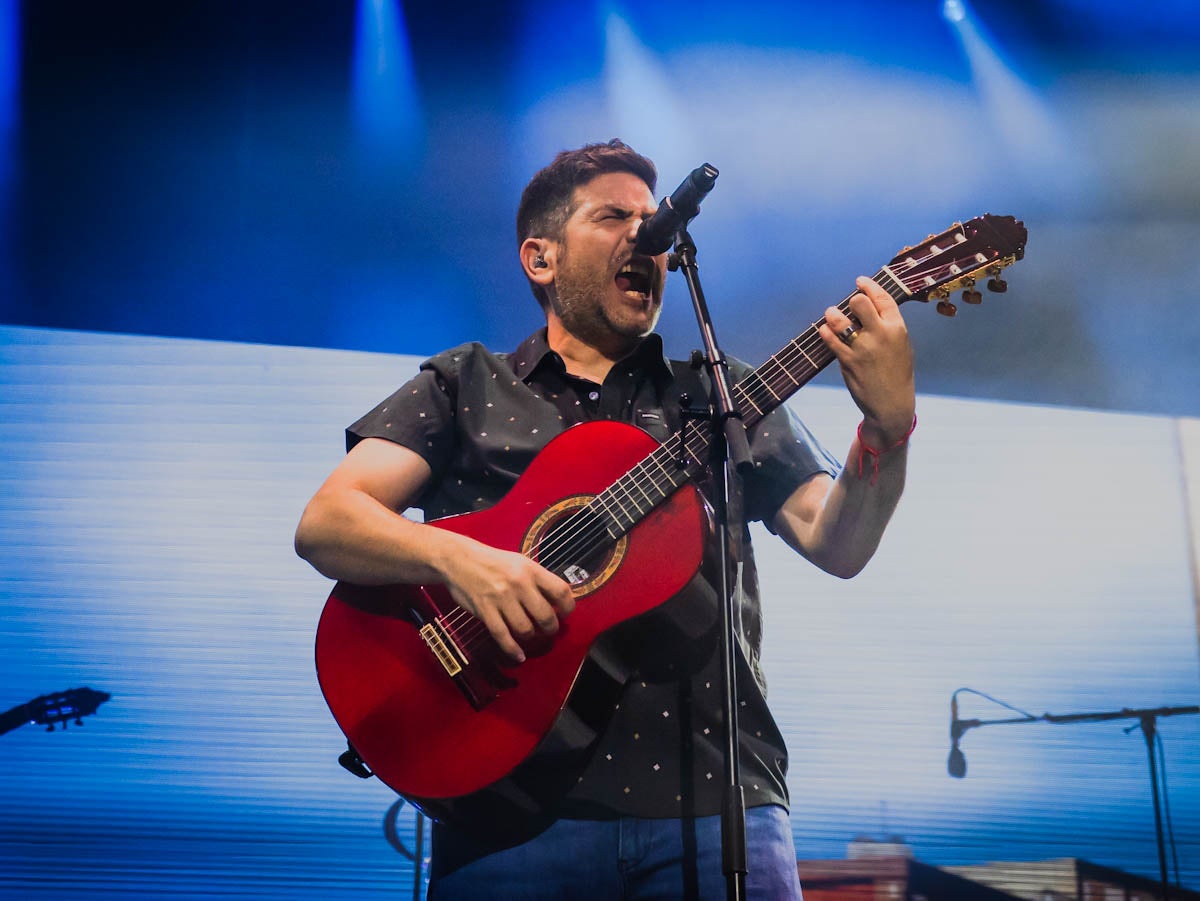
[948,695,967,778]
[635,163,720,255]
[948,740,967,778]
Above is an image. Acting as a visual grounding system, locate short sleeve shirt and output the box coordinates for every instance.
[348,328,840,818]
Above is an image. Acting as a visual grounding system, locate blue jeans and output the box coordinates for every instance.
[427,804,803,900]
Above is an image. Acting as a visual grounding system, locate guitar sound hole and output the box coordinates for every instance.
[524,500,627,598]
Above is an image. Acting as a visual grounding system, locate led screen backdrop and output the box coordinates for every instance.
[1,324,1196,897]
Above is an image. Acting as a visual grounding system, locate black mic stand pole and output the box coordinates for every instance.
[1138,712,1169,901]
[670,223,755,901]
[951,701,1199,900]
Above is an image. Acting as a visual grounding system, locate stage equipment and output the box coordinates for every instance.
[947,686,1199,900]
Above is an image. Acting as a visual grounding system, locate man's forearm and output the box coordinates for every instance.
[295,488,463,587]
[774,432,908,580]
[809,437,907,578]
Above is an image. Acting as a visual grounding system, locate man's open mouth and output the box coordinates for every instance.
[615,257,656,298]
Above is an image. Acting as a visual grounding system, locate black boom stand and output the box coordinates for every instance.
[949,691,1199,900]
[668,209,757,900]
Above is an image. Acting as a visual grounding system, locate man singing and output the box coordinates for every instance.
[296,139,916,898]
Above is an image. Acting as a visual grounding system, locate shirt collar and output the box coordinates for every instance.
[507,328,672,383]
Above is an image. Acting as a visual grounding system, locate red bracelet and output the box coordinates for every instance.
[856,415,917,485]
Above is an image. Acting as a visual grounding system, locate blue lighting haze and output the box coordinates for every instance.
[352,0,421,155]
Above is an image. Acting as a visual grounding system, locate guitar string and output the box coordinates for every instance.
[433,251,982,652]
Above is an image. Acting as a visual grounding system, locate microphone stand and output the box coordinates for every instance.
[670,223,755,901]
[949,696,1199,900]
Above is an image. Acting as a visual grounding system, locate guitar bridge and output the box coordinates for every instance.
[420,621,465,677]
[412,604,514,711]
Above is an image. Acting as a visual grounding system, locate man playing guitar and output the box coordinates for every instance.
[295,139,916,899]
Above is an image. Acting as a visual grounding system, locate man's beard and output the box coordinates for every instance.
[551,247,661,353]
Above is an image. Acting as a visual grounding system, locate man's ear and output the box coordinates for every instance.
[520,238,555,286]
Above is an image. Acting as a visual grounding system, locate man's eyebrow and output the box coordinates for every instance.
[591,203,635,218]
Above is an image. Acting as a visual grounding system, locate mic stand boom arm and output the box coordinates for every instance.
[950,700,1199,900]
[953,703,1200,736]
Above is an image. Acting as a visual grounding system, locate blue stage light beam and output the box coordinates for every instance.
[352,0,421,157]
[602,8,699,188]
[942,0,1074,181]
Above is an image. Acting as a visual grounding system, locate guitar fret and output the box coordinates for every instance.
[625,467,656,510]
[655,454,686,490]
[738,369,780,416]
[606,485,636,525]
[644,461,672,500]
[765,353,800,387]
[652,458,681,494]
[608,489,636,526]
[684,429,710,471]
[593,493,628,535]
[645,450,673,483]
[793,339,820,373]
[760,376,783,400]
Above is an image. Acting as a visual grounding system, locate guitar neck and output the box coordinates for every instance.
[0,703,32,736]
[585,266,907,543]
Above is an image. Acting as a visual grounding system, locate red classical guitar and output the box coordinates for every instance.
[315,215,1027,838]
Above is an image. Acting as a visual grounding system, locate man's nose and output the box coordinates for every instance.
[626,211,653,244]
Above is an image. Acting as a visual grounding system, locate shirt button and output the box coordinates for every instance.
[588,391,600,401]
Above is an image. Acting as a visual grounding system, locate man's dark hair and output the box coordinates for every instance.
[516,139,657,308]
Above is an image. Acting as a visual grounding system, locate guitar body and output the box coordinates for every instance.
[315,420,709,838]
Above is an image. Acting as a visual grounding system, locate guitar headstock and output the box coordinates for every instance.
[889,214,1027,316]
[27,687,111,732]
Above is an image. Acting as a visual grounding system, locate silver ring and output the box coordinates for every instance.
[838,326,859,347]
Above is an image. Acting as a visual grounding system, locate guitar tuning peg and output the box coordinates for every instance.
[987,277,1008,293]
[937,299,958,317]
[962,289,982,304]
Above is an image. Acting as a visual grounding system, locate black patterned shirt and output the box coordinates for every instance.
[348,328,839,819]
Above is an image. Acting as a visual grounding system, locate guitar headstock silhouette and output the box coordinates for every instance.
[0,687,112,737]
